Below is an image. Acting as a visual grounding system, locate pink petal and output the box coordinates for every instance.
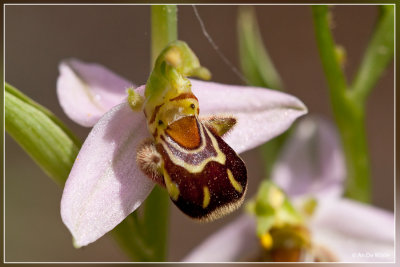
[182,214,258,262]
[184,199,394,262]
[190,79,307,154]
[61,86,154,247]
[311,199,395,262]
[57,59,133,127]
[311,199,394,262]
[272,117,345,200]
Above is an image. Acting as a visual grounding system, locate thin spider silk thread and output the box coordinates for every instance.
[192,6,249,85]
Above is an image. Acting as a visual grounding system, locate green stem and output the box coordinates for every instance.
[119,4,177,261]
[107,5,178,261]
[151,5,177,66]
[350,5,394,104]
[145,5,178,259]
[142,186,169,260]
[112,187,170,261]
[312,6,348,101]
[312,5,371,202]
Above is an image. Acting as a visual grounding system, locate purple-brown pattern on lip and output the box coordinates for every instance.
[157,120,247,221]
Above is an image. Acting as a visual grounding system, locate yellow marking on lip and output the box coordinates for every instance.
[227,169,243,193]
[203,186,211,208]
[164,171,180,201]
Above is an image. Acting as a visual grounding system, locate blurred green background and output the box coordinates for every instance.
[5,5,394,262]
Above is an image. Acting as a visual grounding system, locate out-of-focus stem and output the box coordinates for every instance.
[350,5,394,104]
[312,5,372,202]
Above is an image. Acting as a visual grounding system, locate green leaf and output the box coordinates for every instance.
[5,83,81,147]
[237,6,288,180]
[5,83,80,185]
[237,6,283,90]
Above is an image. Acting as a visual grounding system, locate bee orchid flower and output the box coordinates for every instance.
[57,49,307,248]
[183,117,394,262]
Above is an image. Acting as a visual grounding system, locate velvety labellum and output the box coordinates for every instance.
[157,116,247,221]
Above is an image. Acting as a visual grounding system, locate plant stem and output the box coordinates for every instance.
[151,5,177,67]
[146,4,178,260]
[350,5,394,104]
[312,6,348,101]
[112,5,178,261]
[312,5,372,202]
[142,186,169,260]
[112,5,177,261]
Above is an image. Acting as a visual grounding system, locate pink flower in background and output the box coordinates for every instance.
[57,59,307,247]
[183,117,394,263]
